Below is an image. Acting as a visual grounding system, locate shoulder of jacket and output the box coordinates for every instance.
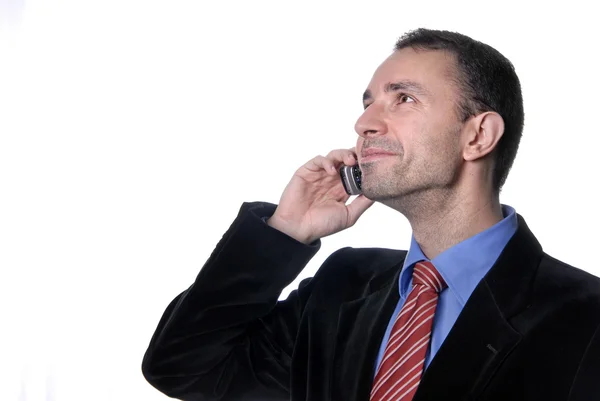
[313,246,407,284]
[539,253,600,291]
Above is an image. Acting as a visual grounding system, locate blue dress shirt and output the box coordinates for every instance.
[373,204,518,379]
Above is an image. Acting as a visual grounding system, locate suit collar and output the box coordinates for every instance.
[414,213,544,400]
[400,204,519,306]
[482,213,543,319]
[330,213,543,401]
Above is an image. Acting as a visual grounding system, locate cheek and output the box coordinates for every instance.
[387,114,421,145]
[423,124,463,164]
[391,114,426,153]
[405,119,455,162]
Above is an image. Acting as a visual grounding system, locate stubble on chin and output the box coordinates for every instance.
[359,157,407,201]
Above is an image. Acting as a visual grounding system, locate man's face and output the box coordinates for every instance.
[355,47,466,201]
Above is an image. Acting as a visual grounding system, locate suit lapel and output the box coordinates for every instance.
[414,214,543,400]
[413,281,522,400]
[328,214,543,401]
[330,258,403,401]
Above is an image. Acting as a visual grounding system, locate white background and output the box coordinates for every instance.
[1,1,598,400]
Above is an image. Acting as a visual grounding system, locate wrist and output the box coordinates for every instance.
[266,215,311,245]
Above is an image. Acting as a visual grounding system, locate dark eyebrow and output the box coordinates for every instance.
[362,80,430,104]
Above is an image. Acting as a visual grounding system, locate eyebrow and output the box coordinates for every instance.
[362,80,430,104]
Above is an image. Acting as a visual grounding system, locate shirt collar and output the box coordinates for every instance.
[399,204,518,305]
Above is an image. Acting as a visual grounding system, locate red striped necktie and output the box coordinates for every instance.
[370,260,447,401]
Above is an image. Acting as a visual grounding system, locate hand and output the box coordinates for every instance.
[267,148,374,244]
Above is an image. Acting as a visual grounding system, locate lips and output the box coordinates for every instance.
[361,148,396,157]
[360,148,397,162]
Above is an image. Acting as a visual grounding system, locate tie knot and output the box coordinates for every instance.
[412,261,447,293]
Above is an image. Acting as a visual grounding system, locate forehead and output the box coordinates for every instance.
[367,48,458,97]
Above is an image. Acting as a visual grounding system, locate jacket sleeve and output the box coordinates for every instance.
[141,201,326,401]
[568,321,600,401]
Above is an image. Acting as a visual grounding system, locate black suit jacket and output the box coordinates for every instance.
[142,202,600,401]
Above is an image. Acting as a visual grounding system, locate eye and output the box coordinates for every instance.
[397,93,415,104]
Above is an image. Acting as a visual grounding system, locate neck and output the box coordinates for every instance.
[383,187,503,260]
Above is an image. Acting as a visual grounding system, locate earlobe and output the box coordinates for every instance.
[463,112,505,161]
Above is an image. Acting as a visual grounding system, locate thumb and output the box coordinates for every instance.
[346,194,375,226]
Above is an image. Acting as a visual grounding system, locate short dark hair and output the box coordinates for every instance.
[395,28,524,193]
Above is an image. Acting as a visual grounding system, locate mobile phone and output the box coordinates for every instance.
[340,164,362,195]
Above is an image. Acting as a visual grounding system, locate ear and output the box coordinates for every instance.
[462,111,505,162]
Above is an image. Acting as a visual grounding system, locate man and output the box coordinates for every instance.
[142,29,600,401]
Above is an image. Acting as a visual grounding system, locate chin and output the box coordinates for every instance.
[360,166,402,199]
[361,182,400,201]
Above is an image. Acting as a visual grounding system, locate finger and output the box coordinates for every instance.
[326,148,356,164]
[346,194,375,226]
[349,147,358,162]
[304,155,338,175]
[326,148,357,166]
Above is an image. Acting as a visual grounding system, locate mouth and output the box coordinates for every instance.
[360,154,395,163]
[360,149,397,163]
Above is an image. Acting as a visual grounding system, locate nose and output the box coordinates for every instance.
[354,105,388,139]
